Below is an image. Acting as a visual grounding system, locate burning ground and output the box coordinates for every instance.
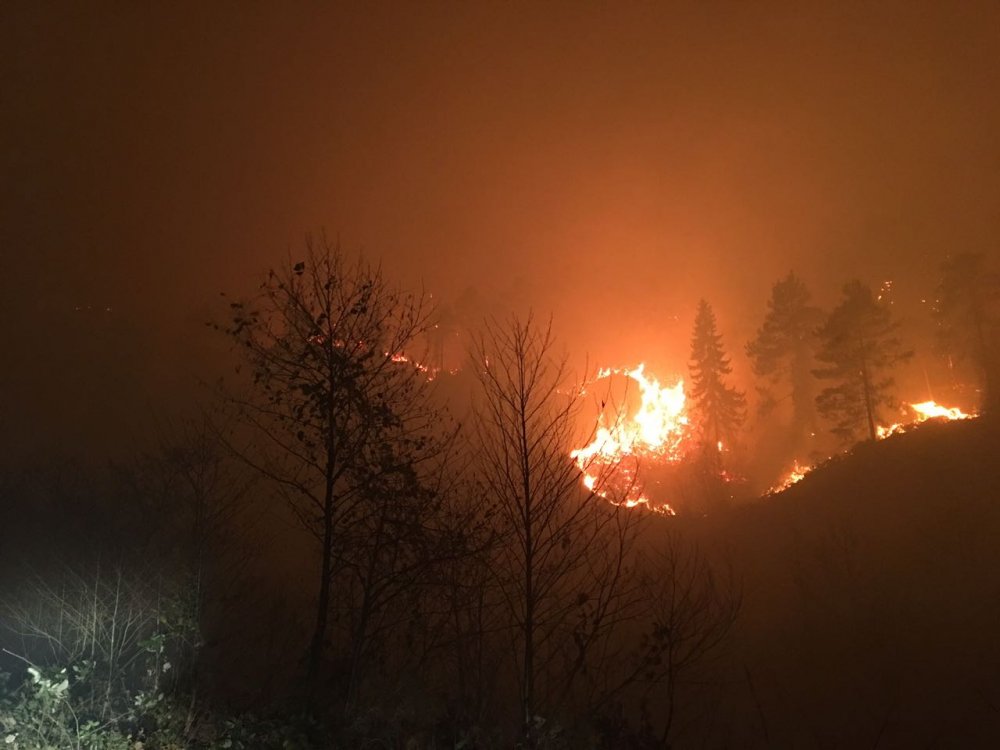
[560,356,979,514]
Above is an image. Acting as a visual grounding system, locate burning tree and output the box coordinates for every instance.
[215,237,450,694]
[934,252,1000,414]
[688,300,746,453]
[746,272,823,437]
[814,280,913,443]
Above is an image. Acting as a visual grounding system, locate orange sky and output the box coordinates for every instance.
[2,1,999,454]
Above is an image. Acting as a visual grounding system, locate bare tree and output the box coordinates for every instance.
[593,531,741,748]
[635,532,741,747]
[122,416,253,598]
[1,564,190,728]
[214,236,449,689]
[472,314,644,743]
[115,415,258,708]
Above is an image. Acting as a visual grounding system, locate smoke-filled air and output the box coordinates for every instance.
[3,3,1000,748]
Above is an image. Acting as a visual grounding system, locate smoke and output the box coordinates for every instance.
[2,2,999,458]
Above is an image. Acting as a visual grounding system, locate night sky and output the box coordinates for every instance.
[3,1,999,456]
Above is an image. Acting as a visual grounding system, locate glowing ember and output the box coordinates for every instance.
[767,460,812,495]
[388,351,438,377]
[571,364,689,513]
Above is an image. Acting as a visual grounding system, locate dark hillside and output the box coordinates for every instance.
[706,417,1000,746]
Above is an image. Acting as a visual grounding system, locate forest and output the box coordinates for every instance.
[5,5,1000,746]
[2,239,998,749]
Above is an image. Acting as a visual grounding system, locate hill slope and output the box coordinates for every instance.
[706,417,1000,747]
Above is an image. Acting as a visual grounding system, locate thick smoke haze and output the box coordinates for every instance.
[5,7,1000,747]
[3,2,999,457]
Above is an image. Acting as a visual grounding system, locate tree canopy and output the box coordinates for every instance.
[689,300,746,451]
[814,280,913,443]
[934,252,1000,413]
[216,236,451,694]
[746,272,823,436]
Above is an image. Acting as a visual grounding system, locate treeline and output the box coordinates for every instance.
[684,254,1000,486]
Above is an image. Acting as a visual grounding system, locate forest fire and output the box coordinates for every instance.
[388,351,439,378]
[876,400,976,439]
[767,460,813,495]
[770,400,977,495]
[571,364,690,513]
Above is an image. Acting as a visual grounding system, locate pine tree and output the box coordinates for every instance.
[746,272,823,435]
[813,280,913,443]
[933,253,1000,413]
[689,300,746,451]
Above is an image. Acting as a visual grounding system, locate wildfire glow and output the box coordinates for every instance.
[304,334,440,378]
[571,364,689,513]
[910,400,973,421]
[388,351,436,377]
[767,460,813,495]
[769,399,976,496]
[876,400,975,439]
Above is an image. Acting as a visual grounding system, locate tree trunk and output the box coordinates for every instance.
[862,364,878,442]
[307,469,336,688]
[791,344,814,440]
[858,335,878,441]
[972,303,999,414]
[520,372,536,743]
[521,461,536,738]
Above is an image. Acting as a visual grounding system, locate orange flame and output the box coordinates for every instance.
[769,399,976,496]
[876,399,975,439]
[767,460,812,495]
[909,400,973,421]
[571,364,689,513]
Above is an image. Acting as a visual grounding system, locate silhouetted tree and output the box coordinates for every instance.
[215,236,449,693]
[472,314,642,744]
[689,300,746,453]
[123,416,253,589]
[117,416,256,704]
[933,253,1000,413]
[746,273,823,436]
[814,280,913,443]
[630,532,741,748]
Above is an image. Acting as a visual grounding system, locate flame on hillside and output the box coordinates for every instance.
[876,400,975,439]
[769,400,976,495]
[767,460,813,495]
[571,364,690,514]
